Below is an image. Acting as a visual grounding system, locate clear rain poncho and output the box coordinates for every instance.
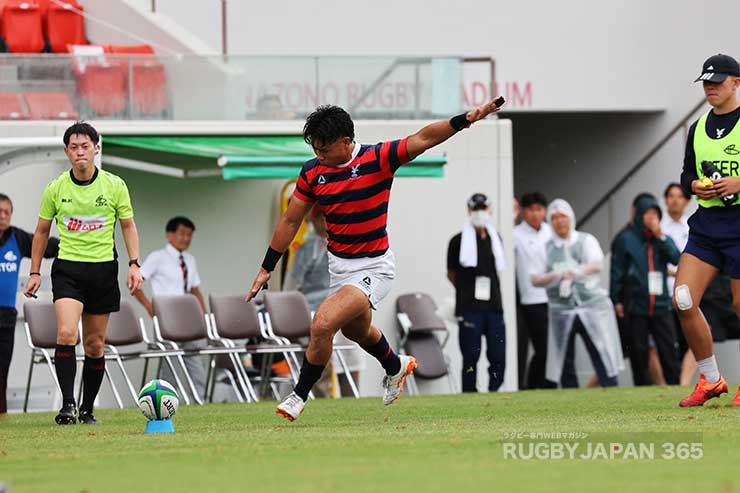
[536,199,624,383]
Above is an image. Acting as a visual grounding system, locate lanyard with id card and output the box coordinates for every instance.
[648,271,664,296]
[475,276,491,301]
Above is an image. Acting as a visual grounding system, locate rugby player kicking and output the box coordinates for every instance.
[246,98,504,421]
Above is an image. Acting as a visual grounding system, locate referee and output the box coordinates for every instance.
[675,54,740,407]
[24,122,144,424]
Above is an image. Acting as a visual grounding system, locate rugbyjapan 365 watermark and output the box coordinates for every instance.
[502,432,703,461]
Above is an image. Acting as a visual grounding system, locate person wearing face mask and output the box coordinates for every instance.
[531,199,624,388]
[514,192,552,389]
[446,193,507,392]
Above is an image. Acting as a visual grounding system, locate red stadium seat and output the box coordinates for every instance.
[130,60,168,117]
[45,1,86,53]
[78,62,127,117]
[23,92,78,119]
[106,44,154,55]
[102,44,167,116]
[0,2,45,53]
[0,93,30,119]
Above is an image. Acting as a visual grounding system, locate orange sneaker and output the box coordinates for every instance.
[733,387,740,407]
[679,374,728,407]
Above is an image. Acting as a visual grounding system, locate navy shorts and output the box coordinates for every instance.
[684,206,740,279]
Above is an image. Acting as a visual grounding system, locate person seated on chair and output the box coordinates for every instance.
[134,216,208,399]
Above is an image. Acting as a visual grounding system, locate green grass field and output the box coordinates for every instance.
[1,386,739,493]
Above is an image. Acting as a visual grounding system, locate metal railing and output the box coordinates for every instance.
[579,99,707,231]
[0,54,484,121]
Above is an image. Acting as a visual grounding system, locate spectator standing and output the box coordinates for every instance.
[610,196,681,385]
[532,199,623,388]
[447,193,507,392]
[514,192,552,388]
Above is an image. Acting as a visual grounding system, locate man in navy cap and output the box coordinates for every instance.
[447,193,507,392]
[676,53,740,406]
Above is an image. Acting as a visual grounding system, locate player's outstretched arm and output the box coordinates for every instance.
[245,197,314,302]
[406,96,505,160]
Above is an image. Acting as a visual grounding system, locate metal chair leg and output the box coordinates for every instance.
[161,355,191,406]
[105,366,124,409]
[141,357,150,388]
[23,352,35,413]
[204,355,214,397]
[334,350,360,398]
[112,354,138,404]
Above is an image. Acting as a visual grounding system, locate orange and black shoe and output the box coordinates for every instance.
[732,387,740,407]
[679,374,728,407]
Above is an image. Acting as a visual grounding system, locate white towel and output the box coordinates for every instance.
[460,220,506,272]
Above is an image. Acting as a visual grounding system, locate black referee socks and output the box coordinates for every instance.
[81,356,105,413]
[54,344,77,405]
[362,333,402,376]
[294,355,325,401]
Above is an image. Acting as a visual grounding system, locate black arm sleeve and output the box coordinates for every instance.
[447,234,461,271]
[13,227,59,259]
[680,122,698,196]
[44,236,60,258]
[13,227,33,258]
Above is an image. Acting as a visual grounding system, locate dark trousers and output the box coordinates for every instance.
[519,303,549,389]
[560,316,618,388]
[0,307,17,414]
[628,313,680,386]
[459,311,506,392]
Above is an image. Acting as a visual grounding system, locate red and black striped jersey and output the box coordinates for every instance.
[293,139,411,259]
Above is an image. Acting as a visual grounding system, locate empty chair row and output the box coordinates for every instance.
[0,91,77,119]
[22,291,360,411]
[76,60,169,118]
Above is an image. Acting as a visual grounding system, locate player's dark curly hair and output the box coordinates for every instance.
[63,121,99,146]
[302,105,354,147]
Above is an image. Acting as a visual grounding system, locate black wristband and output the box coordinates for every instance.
[261,247,283,272]
[29,272,41,277]
[449,112,471,131]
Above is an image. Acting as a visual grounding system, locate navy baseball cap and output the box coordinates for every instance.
[467,193,490,210]
[695,54,740,83]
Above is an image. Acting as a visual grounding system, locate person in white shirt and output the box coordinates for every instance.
[662,183,691,295]
[514,192,553,389]
[135,217,208,397]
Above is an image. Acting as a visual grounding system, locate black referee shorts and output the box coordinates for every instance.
[51,259,120,314]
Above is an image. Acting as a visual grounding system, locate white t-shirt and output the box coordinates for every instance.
[140,243,202,296]
[661,214,689,295]
[514,221,552,305]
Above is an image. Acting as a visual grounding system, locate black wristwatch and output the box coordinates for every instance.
[128,259,141,268]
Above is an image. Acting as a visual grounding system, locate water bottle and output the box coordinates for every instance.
[701,160,737,206]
